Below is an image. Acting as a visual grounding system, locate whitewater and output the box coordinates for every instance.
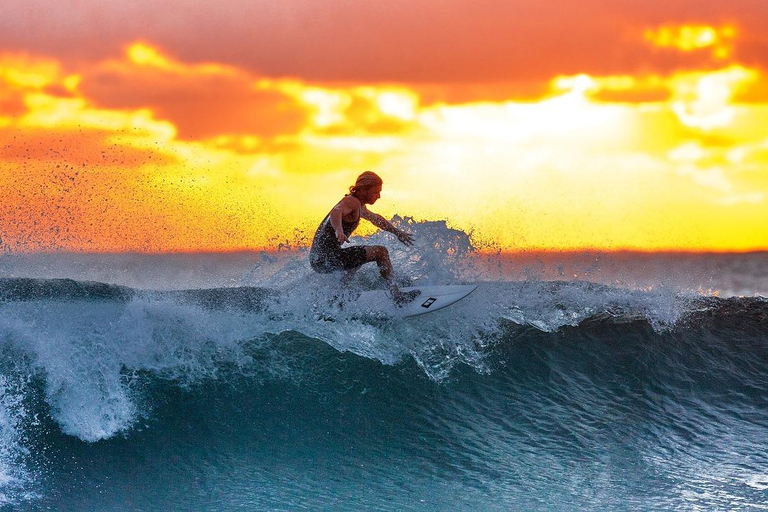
[0,220,766,511]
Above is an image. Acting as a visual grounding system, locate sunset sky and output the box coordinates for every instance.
[1,0,767,252]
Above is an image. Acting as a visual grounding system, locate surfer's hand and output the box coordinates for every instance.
[336,231,349,244]
[396,230,414,246]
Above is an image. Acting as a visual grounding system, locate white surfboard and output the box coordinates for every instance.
[355,284,477,319]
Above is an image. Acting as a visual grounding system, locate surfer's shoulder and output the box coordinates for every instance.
[339,194,361,210]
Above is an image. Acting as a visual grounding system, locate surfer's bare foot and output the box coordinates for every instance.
[393,289,421,308]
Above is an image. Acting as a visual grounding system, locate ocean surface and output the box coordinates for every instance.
[0,222,767,511]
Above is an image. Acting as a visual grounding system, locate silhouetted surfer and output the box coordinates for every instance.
[309,171,420,306]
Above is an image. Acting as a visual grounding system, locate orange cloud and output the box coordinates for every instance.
[0,54,63,123]
[76,43,309,141]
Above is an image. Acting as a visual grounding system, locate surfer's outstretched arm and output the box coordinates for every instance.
[360,207,414,246]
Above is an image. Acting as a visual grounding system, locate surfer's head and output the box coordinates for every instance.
[349,171,383,204]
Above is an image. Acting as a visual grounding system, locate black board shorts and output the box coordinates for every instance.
[310,246,368,274]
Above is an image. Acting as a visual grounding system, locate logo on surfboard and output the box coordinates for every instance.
[421,298,437,308]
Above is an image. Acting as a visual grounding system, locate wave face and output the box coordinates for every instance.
[0,228,767,510]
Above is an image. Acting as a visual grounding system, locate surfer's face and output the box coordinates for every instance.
[362,185,382,204]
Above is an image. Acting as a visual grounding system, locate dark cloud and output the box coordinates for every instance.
[2,0,768,87]
[79,65,309,140]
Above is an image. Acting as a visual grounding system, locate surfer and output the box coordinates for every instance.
[309,171,420,306]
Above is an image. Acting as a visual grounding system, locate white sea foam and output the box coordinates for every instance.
[0,373,36,505]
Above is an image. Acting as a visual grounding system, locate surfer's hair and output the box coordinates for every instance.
[349,171,383,196]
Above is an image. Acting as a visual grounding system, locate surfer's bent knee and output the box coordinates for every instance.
[365,245,390,262]
[365,246,393,277]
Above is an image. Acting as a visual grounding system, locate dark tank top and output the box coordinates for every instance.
[309,199,361,261]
